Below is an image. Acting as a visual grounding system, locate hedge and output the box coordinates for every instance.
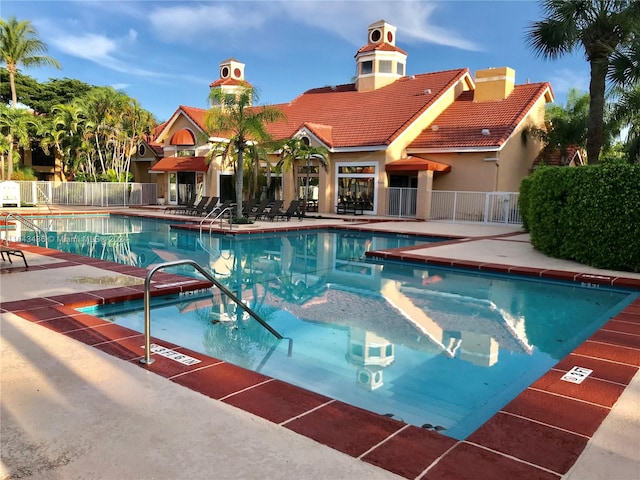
[519,164,640,272]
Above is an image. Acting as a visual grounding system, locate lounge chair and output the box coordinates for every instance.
[210,199,234,217]
[263,200,284,221]
[191,197,220,217]
[247,199,270,220]
[0,245,28,268]
[241,199,258,217]
[276,200,302,221]
[179,196,209,215]
[164,193,196,214]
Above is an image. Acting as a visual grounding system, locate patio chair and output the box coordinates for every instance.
[190,197,220,216]
[179,196,209,215]
[247,199,270,220]
[263,200,284,221]
[210,199,234,218]
[276,200,302,221]
[241,198,258,217]
[164,193,196,214]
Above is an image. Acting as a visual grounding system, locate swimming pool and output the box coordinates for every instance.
[22,215,636,439]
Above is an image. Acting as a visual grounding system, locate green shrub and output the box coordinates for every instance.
[521,164,640,272]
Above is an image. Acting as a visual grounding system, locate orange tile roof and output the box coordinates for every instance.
[266,69,470,148]
[209,78,253,88]
[533,145,584,167]
[356,43,407,55]
[178,105,206,128]
[408,83,552,150]
[150,156,209,172]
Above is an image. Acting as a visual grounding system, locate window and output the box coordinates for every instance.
[336,162,376,212]
[176,149,195,157]
[361,61,373,75]
[397,62,405,76]
[379,60,392,73]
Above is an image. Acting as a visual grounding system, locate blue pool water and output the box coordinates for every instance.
[23,215,636,439]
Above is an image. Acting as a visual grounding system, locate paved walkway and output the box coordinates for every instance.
[1,208,638,479]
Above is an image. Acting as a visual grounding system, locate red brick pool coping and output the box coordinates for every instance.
[1,239,639,480]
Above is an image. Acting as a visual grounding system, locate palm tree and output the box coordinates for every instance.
[0,104,39,179]
[205,85,284,218]
[278,137,329,213]
[50,102,93,178]
[526,0,640,164]
[610,84,640,162]
[522,88,590,164]
[0,17,60,108]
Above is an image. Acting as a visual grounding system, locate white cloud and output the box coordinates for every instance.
[145,0,480,51]
[148,3,272,44]
[283,0,481,51]
[548,67,590,100]
[51,33,118,61]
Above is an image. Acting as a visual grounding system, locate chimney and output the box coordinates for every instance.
[474,67,515,102]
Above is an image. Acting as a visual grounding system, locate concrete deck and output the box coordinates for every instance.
[1,208,638,479]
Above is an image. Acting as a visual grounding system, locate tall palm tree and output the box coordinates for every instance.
[523,88,590,164]
[0,104,39,179]
[278,137,329,212]
[526,0,640,164]
[205,85,284,218]
[0,17,60,108]
[610,83,640,162]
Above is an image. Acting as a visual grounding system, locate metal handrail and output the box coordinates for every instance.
[140,259,284,365]
[199,206,234,234]
[1,212,49,247]
[36,184,53,214]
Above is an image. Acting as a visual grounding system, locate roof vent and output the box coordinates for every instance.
[424,89,431,94]
[431,125,439,131]
[331,85,337,91]
[482,128,491,136]
[410,75,415,80]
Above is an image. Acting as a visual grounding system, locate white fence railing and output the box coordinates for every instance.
[430,191,521,224]
[8,181,157,207]
[387,187,418,217]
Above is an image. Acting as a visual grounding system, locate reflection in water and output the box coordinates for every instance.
[38,216,632,439]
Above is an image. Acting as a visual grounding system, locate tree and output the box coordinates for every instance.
[522,88,590,164]
[526,0,640,164]
[0,104,39,179]
[0,17,60,107]
[609,83,640,162]
[278,137,329,214]
[205,85,284,218]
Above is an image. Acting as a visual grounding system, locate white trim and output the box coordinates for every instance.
[407,146,501,154]
[476,74,515,83]
[335,161,378,215]
[155,108,205,144]
[388,71,475,151]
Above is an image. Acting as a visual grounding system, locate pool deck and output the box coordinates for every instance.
[1,206,639,480]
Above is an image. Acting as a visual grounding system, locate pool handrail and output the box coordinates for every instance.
[1,212,49,247]
[199,206,234,233]
[141,259,284,365]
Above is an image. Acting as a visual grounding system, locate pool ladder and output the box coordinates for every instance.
[140,259,288,365]
[1,212,49,247]
[199,206,234,234]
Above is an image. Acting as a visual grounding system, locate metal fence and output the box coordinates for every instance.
[10,181,157,207]
[387,187,418,217]
[430,191,521,224]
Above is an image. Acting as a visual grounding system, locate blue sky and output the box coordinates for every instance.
[4,1,589,122]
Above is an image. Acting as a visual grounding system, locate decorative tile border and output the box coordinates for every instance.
[2,231,639,479]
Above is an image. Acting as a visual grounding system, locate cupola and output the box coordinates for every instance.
[355,20,408,92]
[209,58,251,105]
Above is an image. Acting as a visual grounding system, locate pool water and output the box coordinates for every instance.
[23,215,635,439]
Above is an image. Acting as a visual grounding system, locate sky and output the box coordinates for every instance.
[3,0,590,122]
